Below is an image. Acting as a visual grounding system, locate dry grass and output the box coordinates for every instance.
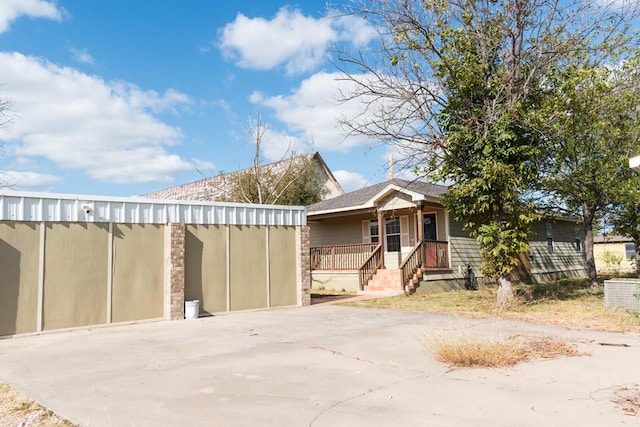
[344,279,640,333]
[429,332,584,368]
[0,382,75,427]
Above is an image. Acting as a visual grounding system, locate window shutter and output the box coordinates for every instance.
[362,220,371,244]
[400,216,409,247]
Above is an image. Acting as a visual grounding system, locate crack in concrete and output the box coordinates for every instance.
[306,377,422,427]
[310,345,427,375]
[306,345,431,425]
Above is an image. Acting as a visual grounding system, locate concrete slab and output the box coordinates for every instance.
[0,305,639,426]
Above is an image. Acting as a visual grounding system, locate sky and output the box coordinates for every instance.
[0,0,404,197]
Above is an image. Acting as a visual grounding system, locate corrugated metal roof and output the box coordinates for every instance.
[141,152,344,202]
[0,191,306,226]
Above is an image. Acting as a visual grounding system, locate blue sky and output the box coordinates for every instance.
[0,0,403,196]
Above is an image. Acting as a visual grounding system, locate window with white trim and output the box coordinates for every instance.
[625,243,636,260]
[386,217,401,252]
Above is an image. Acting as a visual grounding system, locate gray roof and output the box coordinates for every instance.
[307,178,448,214]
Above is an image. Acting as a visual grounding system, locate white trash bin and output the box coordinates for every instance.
[185,300,200,319]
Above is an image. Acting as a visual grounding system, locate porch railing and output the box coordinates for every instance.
[358,244,383,290]
[400,240,424,291]
[424,240,450,269]
[310,243,378,270]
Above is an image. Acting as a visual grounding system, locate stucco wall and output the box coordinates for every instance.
[185,225,228,314]
[269,226,298,307]
[0,222,40,335]
[112,224,164,323]
[184,224,300,314]
[43,223,109,331]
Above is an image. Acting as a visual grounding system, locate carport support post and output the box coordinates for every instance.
[164,222,186,320]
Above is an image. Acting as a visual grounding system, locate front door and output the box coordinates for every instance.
[423,213,437,266]
[423,213,437,241]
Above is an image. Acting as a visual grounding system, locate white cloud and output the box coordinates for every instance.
[219,7,374,75]
[260,129,310,162]
[0,0,63,34]
[111,82,192,115]
[0,52,197,184]
[333,170,367,193]
[68,46,94,65]
[250,71,373,152]
[2,170,63,189]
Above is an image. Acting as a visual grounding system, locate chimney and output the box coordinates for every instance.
[389,154,394,180]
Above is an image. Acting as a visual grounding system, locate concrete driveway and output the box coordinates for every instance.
[0,305,638,426]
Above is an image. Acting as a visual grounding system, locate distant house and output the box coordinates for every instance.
[594,235,637,274]
[630,154,640,173]
[142,152,344,202]
[308,178,586,294]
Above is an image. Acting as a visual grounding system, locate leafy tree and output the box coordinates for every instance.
[223,114,328,206]
[337,0,638,302]
[537,62,640,287]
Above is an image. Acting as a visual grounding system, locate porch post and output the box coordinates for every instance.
[416,205,424,242]
[416,205,424,265]
[377,209,385,268]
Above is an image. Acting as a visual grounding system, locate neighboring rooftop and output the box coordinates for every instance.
[142,152,343,203]
[594,235,634,244]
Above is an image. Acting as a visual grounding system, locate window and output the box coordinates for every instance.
[546,223,553,252]
[385,217,401,252]
[575,239,582,252]
[625,243,636,260]
[370,220,379,244]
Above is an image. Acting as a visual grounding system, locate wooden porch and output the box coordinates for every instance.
[310,240,450,293]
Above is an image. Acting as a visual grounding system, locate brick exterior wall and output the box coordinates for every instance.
[299,226,311,306]
[604,280,640,311]
[164,223,186,320]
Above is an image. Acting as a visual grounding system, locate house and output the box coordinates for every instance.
[630,155,640,173]
[308,178,587,294]
[593,235,636,274]
[142,152,344,202]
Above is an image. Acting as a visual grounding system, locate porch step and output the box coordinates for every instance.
[403,267,425,294]
[363,269,403,293]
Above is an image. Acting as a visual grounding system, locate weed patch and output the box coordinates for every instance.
[429,332,584,368]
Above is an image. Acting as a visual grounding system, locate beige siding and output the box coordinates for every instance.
[311,271,360,293]
[111,224,164,323]
[185,225,228,314]
[309,214,372,246]
[594,242,635,273]
[43,223,109,331]
[229,226,268,310]
[269,226,297,307]
[0,222,40,335]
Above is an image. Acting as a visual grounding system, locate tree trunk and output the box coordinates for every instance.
[497,275,513,306]
[582,205,599,290]
[636,243,640,279]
